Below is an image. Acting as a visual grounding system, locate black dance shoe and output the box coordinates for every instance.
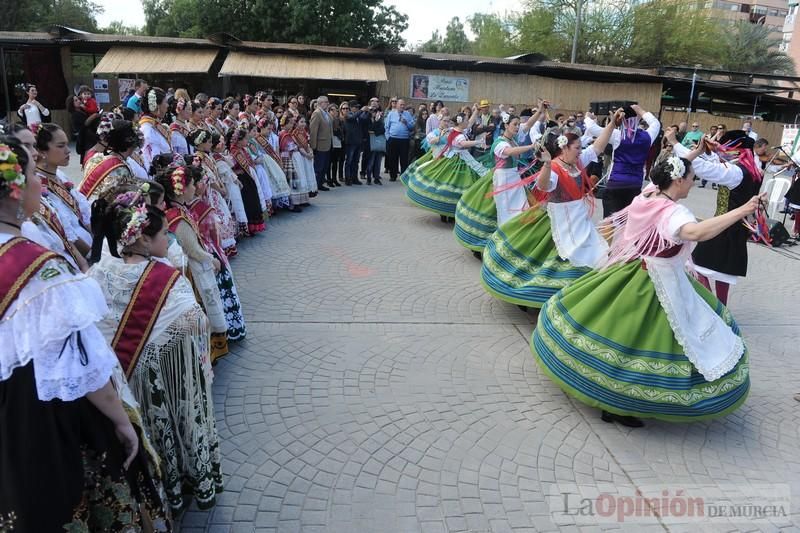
[601,411,644,428]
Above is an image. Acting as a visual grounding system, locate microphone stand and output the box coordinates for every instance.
[772,146,799,228]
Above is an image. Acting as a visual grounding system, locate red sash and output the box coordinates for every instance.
[255,135,282,165]
[37,202,84,266]
[230,147,256,179]
[79,154,128,198]
[170,121,190,137]
[111,260,181,377]
[0,238,59,318]
[165,204,201,236]
[140,115,172,148]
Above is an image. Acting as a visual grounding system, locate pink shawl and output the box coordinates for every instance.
[599,184,682,269]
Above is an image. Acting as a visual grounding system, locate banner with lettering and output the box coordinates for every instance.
[410,74,470,102]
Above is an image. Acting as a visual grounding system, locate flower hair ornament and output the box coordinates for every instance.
[192,130,210,147]
[501,112,511,124]
[171,166,187,196]
[557,135,569,149]
[0,143,26,200]
[455,115,464,125]
[118,202,150,247]
[139,182,150,195]
[667,156,686,180]
[96,114,115,138]
[147,89,158,113]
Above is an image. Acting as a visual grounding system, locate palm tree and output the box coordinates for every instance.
[721,21,796,77]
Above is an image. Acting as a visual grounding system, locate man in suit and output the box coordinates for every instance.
[309,95,333,191]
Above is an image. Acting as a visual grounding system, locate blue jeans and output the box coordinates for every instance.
[368,151,384,180]
[345,143,361,179]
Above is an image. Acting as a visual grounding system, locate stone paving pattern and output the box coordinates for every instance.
[62,161,800,532]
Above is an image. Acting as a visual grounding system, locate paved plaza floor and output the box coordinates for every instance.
[62,160,800,532]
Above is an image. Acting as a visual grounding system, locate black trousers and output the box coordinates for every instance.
[602,186,641,218]
[386,137,410,179]
[360,138,371,177]
[329,146,344,181]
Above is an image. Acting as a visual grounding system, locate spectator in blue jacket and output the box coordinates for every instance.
[384,99,414,181]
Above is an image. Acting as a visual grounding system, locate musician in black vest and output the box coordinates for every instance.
[665,129,762,306]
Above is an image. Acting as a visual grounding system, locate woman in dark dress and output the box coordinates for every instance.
[0,136,171,531]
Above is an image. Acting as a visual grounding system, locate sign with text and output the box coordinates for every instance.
[410,74,469,102]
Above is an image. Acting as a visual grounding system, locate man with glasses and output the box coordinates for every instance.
[384,98,414,181]
[309,95,333,191]
[681,121,704,148]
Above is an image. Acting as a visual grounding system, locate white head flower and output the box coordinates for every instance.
[557,135,569,149]
[668,156,686,180]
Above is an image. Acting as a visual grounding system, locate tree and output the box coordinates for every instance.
[721,20,796,76]
[419,30,445,53]
[441,17,471,55]
[101,21,145,36]
[469,13,516,57]
[141,0,408,49]
[626,0,725,69]
[515,8,570,61]
[1,0,103,32]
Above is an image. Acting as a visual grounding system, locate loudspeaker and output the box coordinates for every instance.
[768,219,792,247]
[589,101,638,117]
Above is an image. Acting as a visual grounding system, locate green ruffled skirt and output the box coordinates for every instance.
[405,155,484,217]
[400,151,432,186]
[532,260,750,421]
[454,172,497,251]
[481,209,589,308]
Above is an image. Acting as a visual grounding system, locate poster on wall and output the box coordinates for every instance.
[118,78,136,101]
[93,78,110,92]
[410,74,469,102]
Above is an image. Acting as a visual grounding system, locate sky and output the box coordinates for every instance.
[94,0,520,47]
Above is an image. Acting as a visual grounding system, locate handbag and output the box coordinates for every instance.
[369,134,386,153]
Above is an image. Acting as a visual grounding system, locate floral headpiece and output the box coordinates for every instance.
[501,112,511,124]
[667,156,686,180]
[556,135,569,149]
[96,113,116,138]
[147,89,158,113]
[171,166,187,196]
[0,144,26,200]
[118,202,150,247]
[192,130,210,146]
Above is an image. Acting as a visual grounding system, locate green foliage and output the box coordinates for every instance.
[469,13,516,57]
[515,9,570,61]
[100,21,145,36]
[626,0,725,68]
[140,0,408,49]
[721,20,796,75]
[1,0,103,32]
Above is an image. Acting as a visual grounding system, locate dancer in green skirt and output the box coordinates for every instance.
[533,154,763,426]
[405,109,491,221]
[454,112,545,253]
[400,117,450,186]
[481,111,621,308]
